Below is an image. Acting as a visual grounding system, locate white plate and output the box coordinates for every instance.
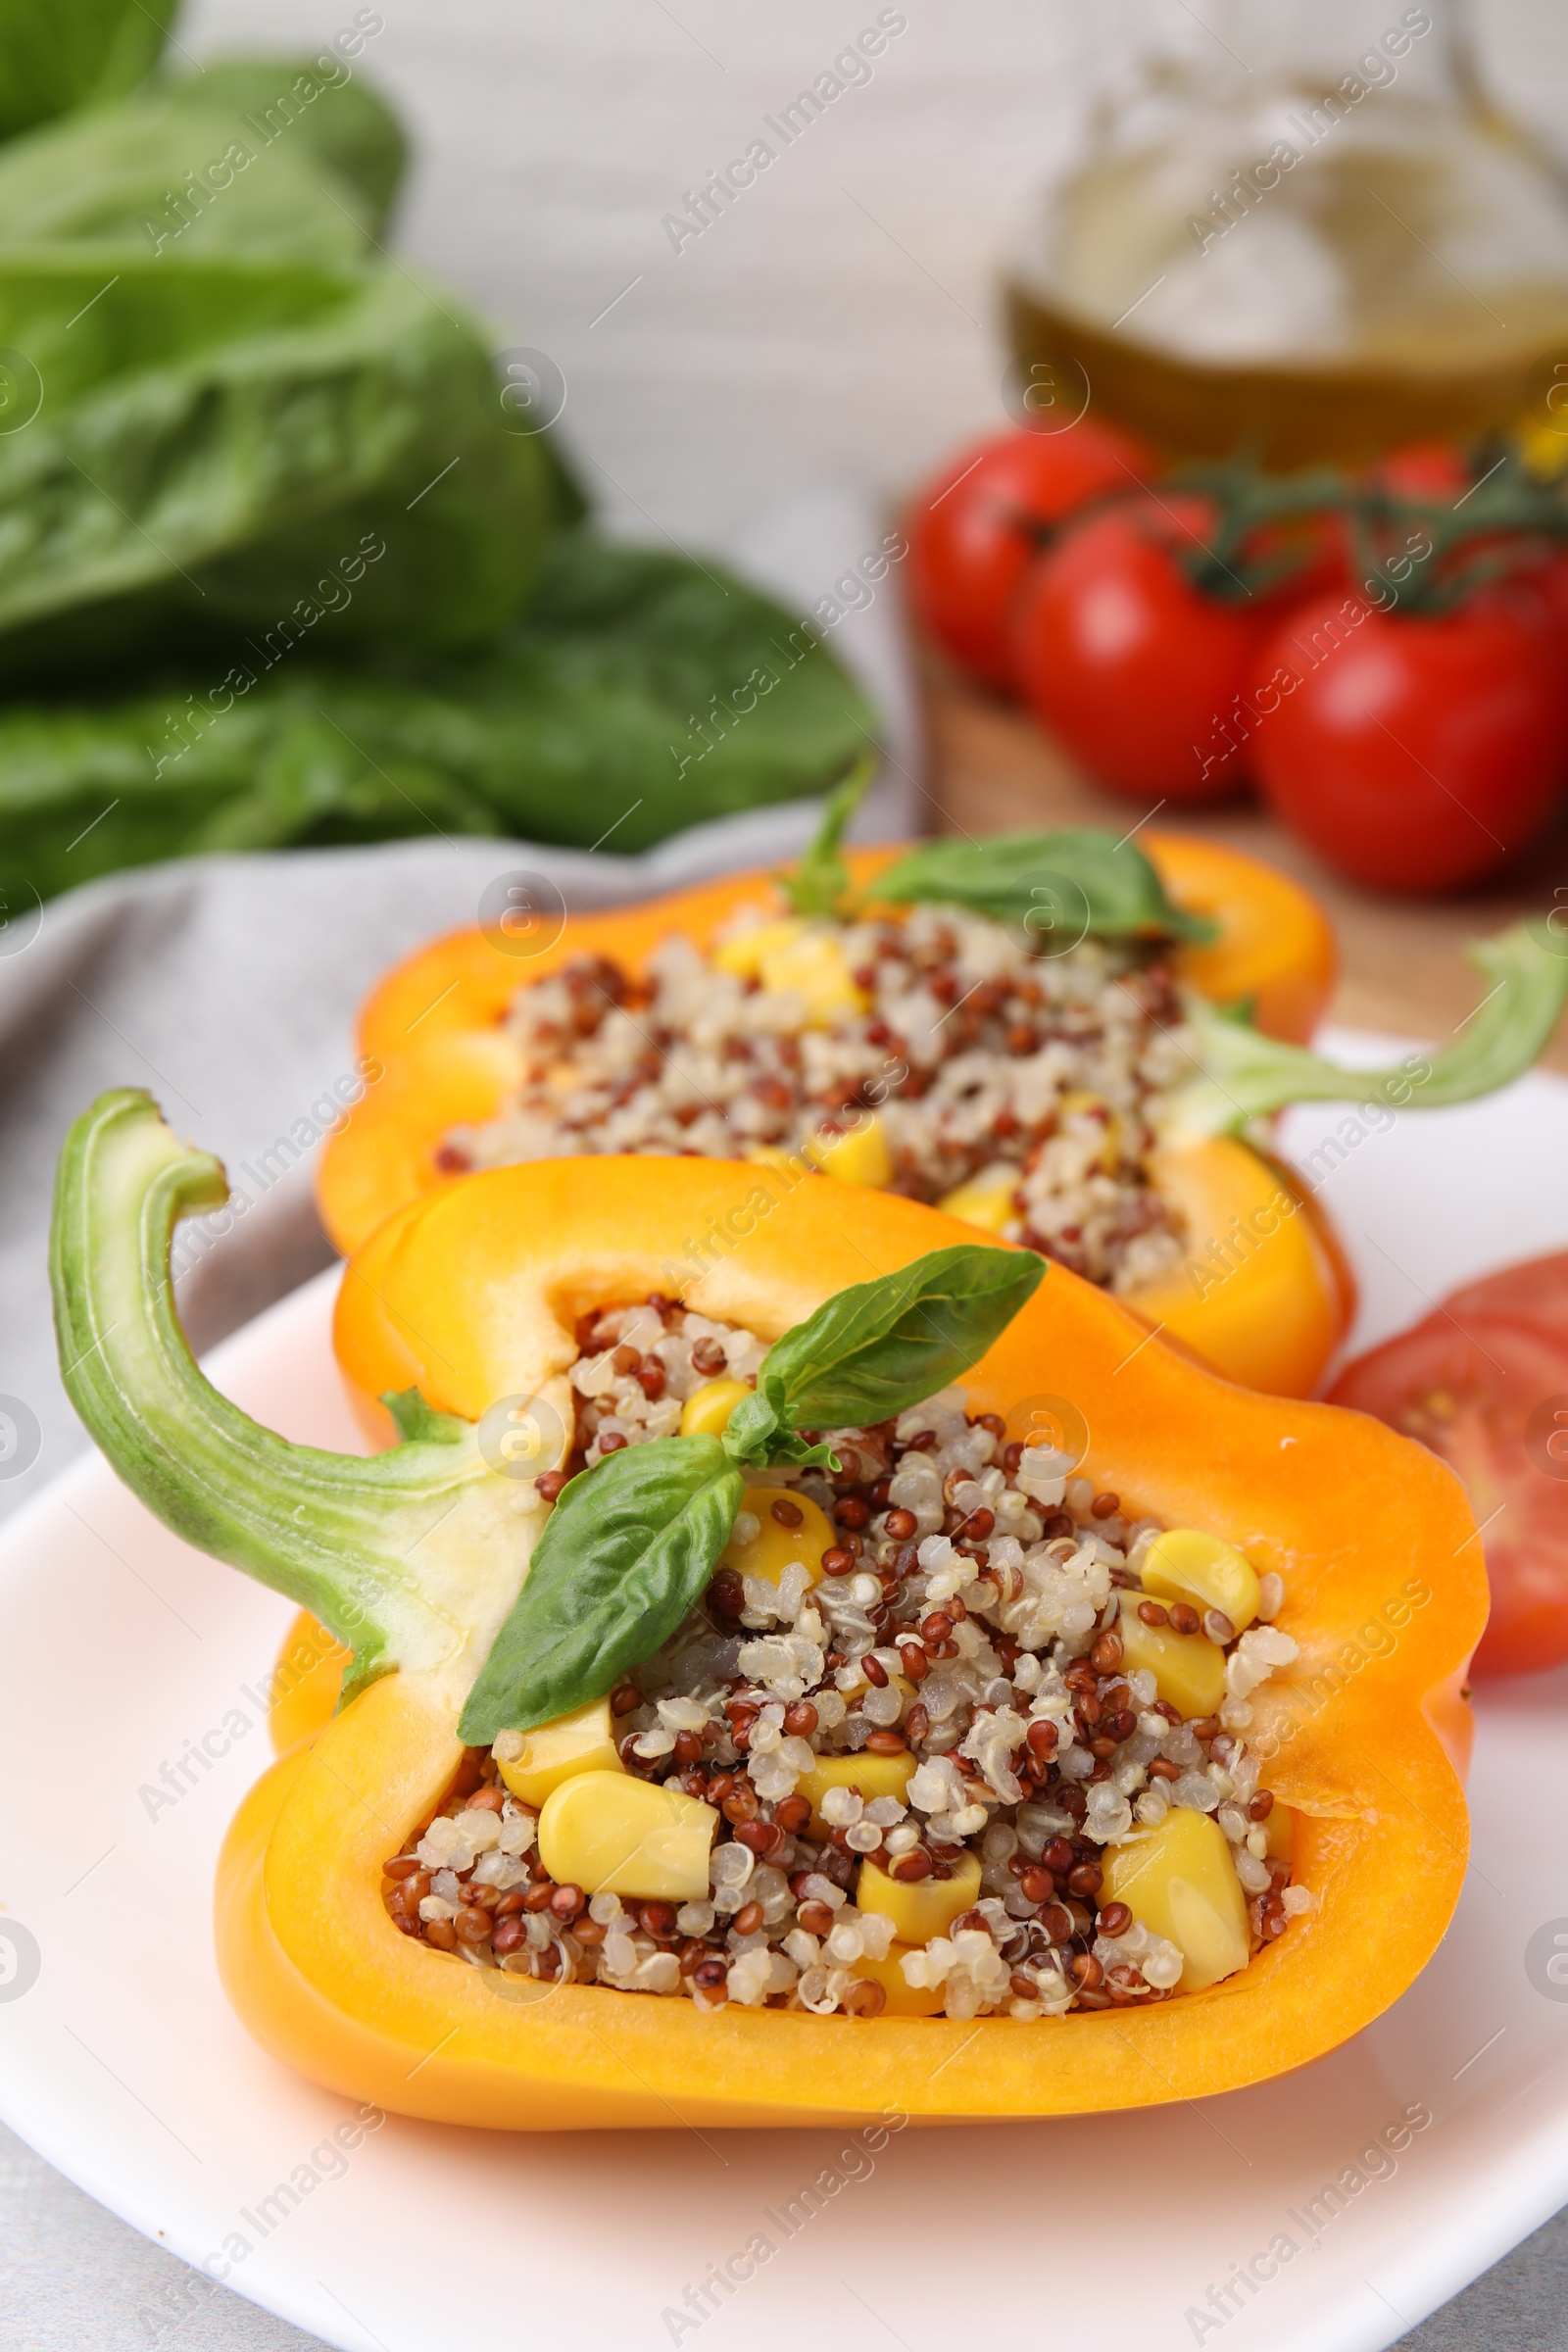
[5,1053,1568,2352]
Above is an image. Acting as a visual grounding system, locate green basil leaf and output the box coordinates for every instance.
[760,1431,841,1470]
[780,749,876,916]
[719,1381,782,1466]
[458,1435,743,1740]
[721,1378,837,1471]
[728,1373,841,1467]
[874,827,1217,945]
[760,1244,1044,1434]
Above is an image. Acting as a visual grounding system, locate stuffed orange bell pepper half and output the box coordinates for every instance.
[318,794,1568,1397]
[56,1095,1485,2130]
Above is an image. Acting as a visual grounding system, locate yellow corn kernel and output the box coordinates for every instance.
[495,1695,624,1808]
[750,1121,894,1190]
[938,1164,1018,1236]
[810,1114,892,1189]
[1262,1804,1294,1864]
[679,1378,751,1440]
[720,1484,834,1591]
[794,1747,916,1839]
[1058,1090,1122,1175]
[711,916,803,982]
[858,1850,982,1944]
[712,917,866,1024]
[537,1769,717,1900]
[852,1943,946,2017]
[1141,1527,1259,1632]
[757,927,868,1026]
[1101,1807,1250,1991]
[1117,1592,1227,1718]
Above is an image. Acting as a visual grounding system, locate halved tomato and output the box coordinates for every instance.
[1327,1309,1568,1678]
[1443,1250,1568,1335]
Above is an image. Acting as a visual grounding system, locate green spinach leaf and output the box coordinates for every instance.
[874,827,1216,944]
[0,82,383,259]
[0,63,551,686]
[0,261,556,687]
[182,61,408,231]
[0,537,876,899]
[0,56,875,886]
[458,1434,744,1740]
[484,537,876,846]
[0,0,175,145]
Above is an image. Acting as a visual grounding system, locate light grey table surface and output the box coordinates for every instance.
[3,2106,1564,2352]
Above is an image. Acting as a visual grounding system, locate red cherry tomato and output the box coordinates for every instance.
[1369,442,1560,616]
[1327,1310,1568,1678]
[1249,584,1568,892]
[1368,441,1475,501]
[1008,494,1275,801]
[1510,545,1568,641]
[906,418,1152,688]
[1298,442,1471,600]
[1245,509,1348,605]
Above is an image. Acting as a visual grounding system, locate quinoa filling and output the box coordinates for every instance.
[382,1297,1307,2021]
[439,905,1195,1295]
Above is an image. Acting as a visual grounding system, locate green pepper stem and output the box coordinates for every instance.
[51,1091,538,1704]
[1165,921,1568,1138]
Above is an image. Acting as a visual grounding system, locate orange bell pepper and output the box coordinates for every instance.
[54,1098,1485,2130]
[319,834,1359,1395]
[317,828,1567,1400]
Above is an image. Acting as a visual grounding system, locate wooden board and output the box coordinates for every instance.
[917,644,1568,1074]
